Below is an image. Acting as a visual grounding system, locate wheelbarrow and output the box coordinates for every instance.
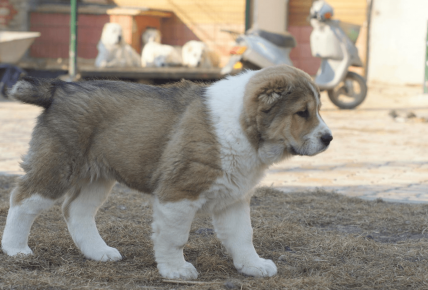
[0,31,41,97]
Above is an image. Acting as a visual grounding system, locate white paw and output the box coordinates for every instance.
[235,258,277,277]
[2,245,33,257]
[83,246,122,262]
[158,261,199,280]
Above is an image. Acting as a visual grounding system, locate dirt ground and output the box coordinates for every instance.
[1,175,428,289]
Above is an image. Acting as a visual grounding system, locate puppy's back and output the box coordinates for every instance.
[11,78,210,193]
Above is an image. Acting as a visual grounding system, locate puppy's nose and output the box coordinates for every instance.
[320,133,333,146]
[118,35,122,43]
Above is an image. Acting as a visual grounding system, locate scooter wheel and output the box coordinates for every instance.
[327,71,368,109]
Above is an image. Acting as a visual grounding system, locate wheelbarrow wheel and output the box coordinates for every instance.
[327,71,367,109]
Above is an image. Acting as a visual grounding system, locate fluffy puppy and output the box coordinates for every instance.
[182,40,220,68]
[141,41,182,67]
[141,27,162,45]
[95,23,141,68]
[140,28,182,67]
[2,65,332,280]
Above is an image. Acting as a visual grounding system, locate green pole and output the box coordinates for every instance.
[245,0,251,32]
[424,20,428,93]
[69,0,78,80]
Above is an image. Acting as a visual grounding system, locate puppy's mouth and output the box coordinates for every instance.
[290,144,329,157]
[289,146,301,156]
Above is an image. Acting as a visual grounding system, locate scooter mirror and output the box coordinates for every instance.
[310,0,334,21]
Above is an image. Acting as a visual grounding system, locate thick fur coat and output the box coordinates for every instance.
[2,65,332,280]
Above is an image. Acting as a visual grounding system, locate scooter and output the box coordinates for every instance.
[221,0,367,109]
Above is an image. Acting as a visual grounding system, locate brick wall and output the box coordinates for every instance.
[30,12,109,59]
[28,0,246,65]
[161,14,199,47]
[288,25,320,76]
[79,14,111,58]
[287,0,321,75]
[29,11,165,59]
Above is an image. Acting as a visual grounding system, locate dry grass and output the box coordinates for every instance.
[1,175,428,289]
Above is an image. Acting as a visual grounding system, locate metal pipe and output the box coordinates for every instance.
[69,0,78,80]
[245,0,251,31]
[424,20,428,94]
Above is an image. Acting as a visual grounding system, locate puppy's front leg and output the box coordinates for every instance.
[212,198,277,277]
[151,197,200,280]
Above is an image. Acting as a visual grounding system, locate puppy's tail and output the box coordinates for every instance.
[9,77,59,109]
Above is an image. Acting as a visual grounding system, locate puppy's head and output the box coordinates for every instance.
[142,28,161,45]
[241,65,332,165]
[101,23,123,46]
[183,41,206,67]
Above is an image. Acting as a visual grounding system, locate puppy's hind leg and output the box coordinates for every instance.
[62,179,122,262]
[2,186,56,256]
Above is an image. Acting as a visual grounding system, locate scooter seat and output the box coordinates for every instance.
[249,29,297,48]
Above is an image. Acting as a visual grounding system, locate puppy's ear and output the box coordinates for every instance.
[258,92,281,105]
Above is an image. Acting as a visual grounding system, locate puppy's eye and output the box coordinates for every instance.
[296,109,309,118]
[262,107,273,114]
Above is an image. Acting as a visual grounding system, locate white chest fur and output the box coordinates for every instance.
[203,71,266,211]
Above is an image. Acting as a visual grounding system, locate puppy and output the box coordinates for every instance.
[2,65,332,280]
[141,41,182,67]
[95,23,141,68]
[141,27,162,46]
[141,28,182,67]
[182,40,220,68]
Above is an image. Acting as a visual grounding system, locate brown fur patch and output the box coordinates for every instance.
[11,79,221,203]
[152,97,222,202]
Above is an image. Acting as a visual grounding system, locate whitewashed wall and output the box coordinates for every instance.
[368,0,428,85]
[252,0,289,33]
